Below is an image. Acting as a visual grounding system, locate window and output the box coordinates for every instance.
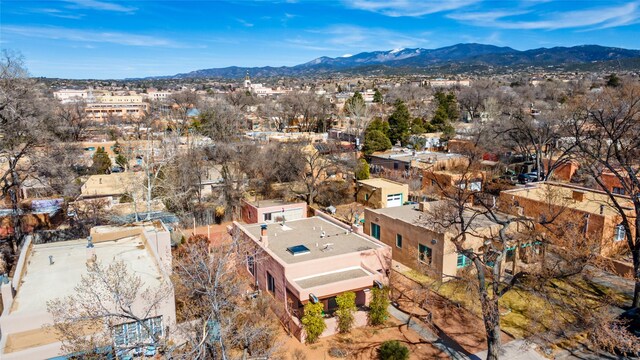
[264,213,272,221]
[371,223,381,240]
[614,225,625,242]
[365,193,369,201]
[247,255,255,276]
[613,187,626,195]
[396,234,403,248]
[456,253,470,268]
[393,162,399,170]
[267,272,276,294]
[113,316,163,349]
[419,244,432,264]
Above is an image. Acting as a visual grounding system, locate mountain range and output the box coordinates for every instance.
[156,43,640,79]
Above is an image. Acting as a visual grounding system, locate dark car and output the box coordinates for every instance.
[517,173,535,184]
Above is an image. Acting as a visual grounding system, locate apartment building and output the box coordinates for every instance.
[233,213,391,341]
[0,222,175,359]
[499,182,633,256]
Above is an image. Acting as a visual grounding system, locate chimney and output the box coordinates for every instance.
[260,224,269,247]
[418,202,430,212]
[572,190,585,202]
[86,236,96,264]
[49,255,54,265]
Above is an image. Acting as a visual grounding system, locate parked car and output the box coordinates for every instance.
[517,173,535,184]
[111,166,124,173]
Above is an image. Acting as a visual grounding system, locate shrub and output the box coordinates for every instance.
[378,340,409,360]
[355,159,370,180]
[301,302,325,344]
[328,347,348,358]
[335,291,356,333]
[368,286,389,326]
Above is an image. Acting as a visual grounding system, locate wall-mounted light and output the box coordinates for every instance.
[309,293,319,304]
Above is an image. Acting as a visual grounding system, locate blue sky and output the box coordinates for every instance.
[2,0,639,79]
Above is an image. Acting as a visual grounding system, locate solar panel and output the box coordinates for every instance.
[287,244,311,256]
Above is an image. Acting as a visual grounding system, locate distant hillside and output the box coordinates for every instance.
[150,43,640,79]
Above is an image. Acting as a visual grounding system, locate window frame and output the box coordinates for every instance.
[614,224,626,242]
[418,243,432,264]
[395,234,403,249]
[456,253,470,268]
[371,223,381,240]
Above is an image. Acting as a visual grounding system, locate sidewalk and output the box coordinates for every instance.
[473,340,546,360]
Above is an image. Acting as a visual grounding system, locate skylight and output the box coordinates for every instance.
[287,245,310,256]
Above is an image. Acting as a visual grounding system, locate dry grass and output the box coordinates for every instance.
[401,268,631,340]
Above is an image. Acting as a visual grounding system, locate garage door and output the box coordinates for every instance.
[386,193,403,208]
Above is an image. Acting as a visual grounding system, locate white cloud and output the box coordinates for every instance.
[448,2,640,30]
[312,25,431,50]
[347,0,479,17]
[62,0,137,13]
[2,26,188,48]
[236,18,254,27]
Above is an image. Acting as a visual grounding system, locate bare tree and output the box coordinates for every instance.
[54,101,90,142]
[569,81,640,309]
[0,51,54,254]
[47,260,174,358]
[198,98,244,141]
[172,233,281,359]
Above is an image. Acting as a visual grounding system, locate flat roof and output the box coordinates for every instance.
[370,150,463,164]
[502,182,633,217]
[369,203,502,232]
[11,235,163,315]
[81,172,144,197]
[245,199,305,208]
[242,217,382,264]
[294,267,371,289]
[358,178,407,189]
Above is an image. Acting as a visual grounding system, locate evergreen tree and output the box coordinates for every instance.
[373,89,383,103]
[367,117,390,136]
[387,100,410,146]
[363,130,392,155]
[410,118,426,134]
[91,147,112,174]
[606,73,621,88]
[355,159,370,180]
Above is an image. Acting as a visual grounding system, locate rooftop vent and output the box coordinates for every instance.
[287,244,311,256]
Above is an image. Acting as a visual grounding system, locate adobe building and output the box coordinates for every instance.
[0,222,175,359]
[233,213,391,341]
[369,149,465,179]
[356,178,409,209]
[364,202,515,280]
[241,199,308,224]
[365,201,538,280]
[498,182,633,257]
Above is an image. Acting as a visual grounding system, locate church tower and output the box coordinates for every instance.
[243,71,251,88]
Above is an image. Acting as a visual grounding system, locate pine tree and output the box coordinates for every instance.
[92,147,112,174]
[373,89,383,103]
[387,100,410,146]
